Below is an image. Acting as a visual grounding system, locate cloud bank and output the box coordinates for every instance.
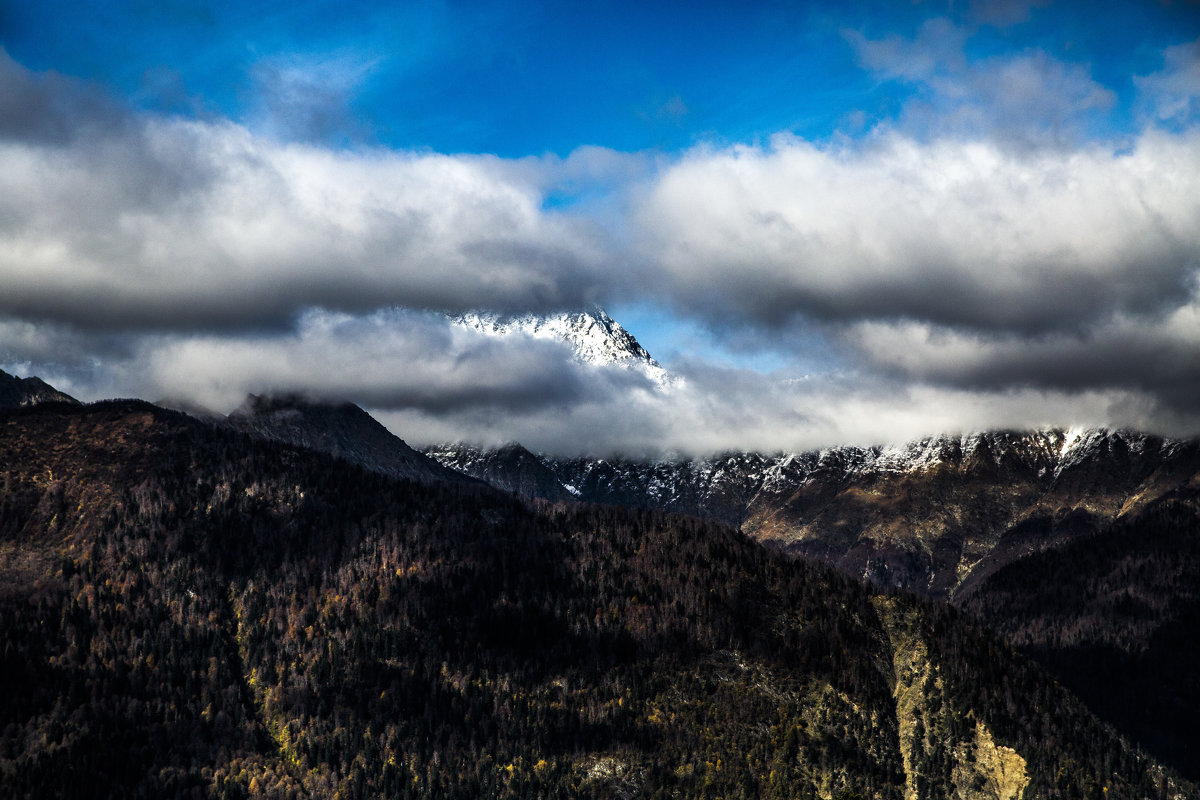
[637,131,1200,335]
[0,52,618,331]
[2,39,1200,453]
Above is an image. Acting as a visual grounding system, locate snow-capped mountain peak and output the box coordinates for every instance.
[453,306,676,387]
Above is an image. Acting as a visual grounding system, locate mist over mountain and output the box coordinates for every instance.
[224,392,475,486]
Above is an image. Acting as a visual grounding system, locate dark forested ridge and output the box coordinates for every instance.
[0,401,1193,799]
[957,499,1200,780]
[223,393,475,487]
[0,367,79,408]
[430,431,1200,782]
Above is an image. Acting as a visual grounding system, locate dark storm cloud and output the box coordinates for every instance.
[846,310,1200,418]
[0,49,129,143]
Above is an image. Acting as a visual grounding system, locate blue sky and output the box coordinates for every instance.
[1,1,1199,452]
[5,0,1194,154]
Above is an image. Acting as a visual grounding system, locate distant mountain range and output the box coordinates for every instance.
[421,310,1196,595]
[429,427,1199,597]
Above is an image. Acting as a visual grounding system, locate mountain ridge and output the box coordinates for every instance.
[0,367,79,408]
[427,425,1197,595]
[223,392,476,486]
[7,364,1199,783]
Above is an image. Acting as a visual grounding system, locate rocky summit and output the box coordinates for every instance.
[0,368,79,408]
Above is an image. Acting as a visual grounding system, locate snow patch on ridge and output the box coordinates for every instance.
[1059,426,1088,459]
[452,307,677,389]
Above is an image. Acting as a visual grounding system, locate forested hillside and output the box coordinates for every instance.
[0,402,1191,799]
[431,430,1200,781]
[958,499,1200,779]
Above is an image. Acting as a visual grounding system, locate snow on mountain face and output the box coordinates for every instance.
[434,303,1200,597]
[432,427,1186,519]
[540,451,771,527]
[452,307,676,388]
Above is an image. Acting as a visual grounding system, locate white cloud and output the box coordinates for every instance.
[4,300,1193,455]
[377,359,1157,456]
[0,57,621,331]
[3,44,1200,454]
[106,308,661,414]
[846,18,1114,146]
[635,130,1200,334]
[1136,37,1200,127]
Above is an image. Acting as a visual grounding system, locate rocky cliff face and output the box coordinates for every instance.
[875,596,1030,800]
[422,441,576,502]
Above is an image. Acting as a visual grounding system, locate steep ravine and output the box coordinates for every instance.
[873,597,1029,800]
